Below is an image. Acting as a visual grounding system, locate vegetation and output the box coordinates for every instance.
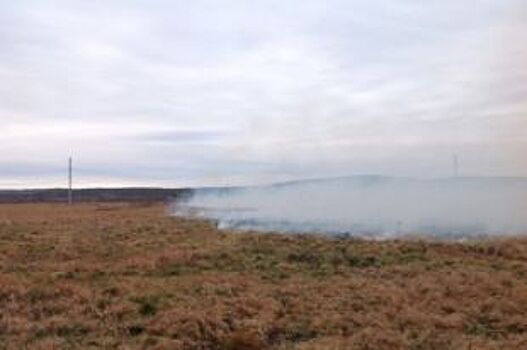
[0,203,526,349]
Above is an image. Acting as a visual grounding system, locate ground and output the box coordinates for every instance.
[0,203,526,349]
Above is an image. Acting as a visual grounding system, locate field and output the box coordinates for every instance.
[0,203,526,349]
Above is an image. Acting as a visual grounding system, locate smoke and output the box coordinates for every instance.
[172,176,527,239]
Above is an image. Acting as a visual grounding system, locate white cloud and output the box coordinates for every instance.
[0,0,526,187]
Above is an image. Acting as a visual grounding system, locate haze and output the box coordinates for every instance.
[1,1,526,188]
[178,176,527,237]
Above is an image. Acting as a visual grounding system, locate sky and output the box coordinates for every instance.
[1,0,526,188]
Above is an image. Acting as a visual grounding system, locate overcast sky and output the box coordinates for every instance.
[1,0,526,188]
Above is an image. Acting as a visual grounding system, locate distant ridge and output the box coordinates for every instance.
[2,175,527,203]
[270,175,527,186]
[0,188,193,204]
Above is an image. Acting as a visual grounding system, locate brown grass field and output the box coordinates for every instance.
[0,203,526,349]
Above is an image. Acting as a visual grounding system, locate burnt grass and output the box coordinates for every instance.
[0,203,526,349]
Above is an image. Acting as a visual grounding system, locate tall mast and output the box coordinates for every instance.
[453,154,459,178]
[68,157,73,204]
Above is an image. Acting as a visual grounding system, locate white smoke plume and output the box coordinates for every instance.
[172,176,527,239]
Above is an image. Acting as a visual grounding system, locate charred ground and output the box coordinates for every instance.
[0,203,526,349]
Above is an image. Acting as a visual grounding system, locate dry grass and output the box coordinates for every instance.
[0,203,526,349]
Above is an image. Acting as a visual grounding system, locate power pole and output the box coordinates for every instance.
[68,157,73,205]
[453,154,459,178]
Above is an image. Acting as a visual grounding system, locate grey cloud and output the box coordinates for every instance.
[0,0,526,187]
[134,130,236,144]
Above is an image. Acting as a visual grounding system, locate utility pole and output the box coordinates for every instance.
[68,157,73,205]
[453,154,459,178]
